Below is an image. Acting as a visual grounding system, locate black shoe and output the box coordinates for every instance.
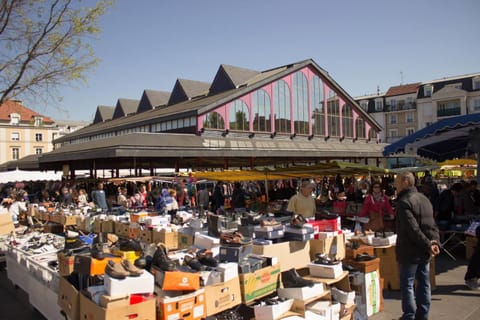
[355,253,376,261]
[134,256,147,269]
[183,255,206,271]
[119,239,142,252]
[91,243,105,260]
[152,243,176,271]
[281,268,314,288]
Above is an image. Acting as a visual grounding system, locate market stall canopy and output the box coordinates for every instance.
[0,169,62,184]
[383,113,480,162]
[192,161,388,182]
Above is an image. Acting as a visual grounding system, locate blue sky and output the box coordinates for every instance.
[41,0,480,121]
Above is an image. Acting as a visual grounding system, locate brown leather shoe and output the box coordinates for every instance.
[121,259,144,277]
[105,260,129,279]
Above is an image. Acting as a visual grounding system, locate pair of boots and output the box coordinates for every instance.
[281,268,314,288]
[105,259,144,279]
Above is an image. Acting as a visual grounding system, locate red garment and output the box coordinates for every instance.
[359,193,394,218]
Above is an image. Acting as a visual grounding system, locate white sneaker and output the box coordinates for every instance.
[465,278,479,290]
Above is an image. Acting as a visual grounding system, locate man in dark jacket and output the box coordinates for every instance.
[395,171,440,320]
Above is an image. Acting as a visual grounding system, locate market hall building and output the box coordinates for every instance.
[39,59,387,178]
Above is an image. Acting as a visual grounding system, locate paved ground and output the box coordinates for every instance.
[370,249,480,320]
[0,248,479,320]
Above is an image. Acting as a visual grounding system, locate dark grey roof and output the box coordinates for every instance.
[168,79,211,105]
[137,90,171,113]
[112,98,139,119]
[55,59,382,144]
[209,64,260,95]
[93,105,114,124]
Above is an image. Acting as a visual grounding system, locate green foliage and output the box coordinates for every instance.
[0,0,114,105]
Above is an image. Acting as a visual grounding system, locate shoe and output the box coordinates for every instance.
[119,239,142,252]
[314,253,340,265]
[91,243,105,260]
[196,249,218,267]
[356,253,377,261]
[105,260,130,279]
[281,268,314,288]
[152,243,176,271]
[121,259,144,277]
[183,255,206,271]
[220,231,252,246]
[290,214,307,228]
[260,217,281,228]
[465,278,479,290]
[134,255,147,269]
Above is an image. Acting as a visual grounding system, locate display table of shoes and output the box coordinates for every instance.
[5,237,64,320]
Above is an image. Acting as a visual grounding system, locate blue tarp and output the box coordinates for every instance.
[384,113,480,161]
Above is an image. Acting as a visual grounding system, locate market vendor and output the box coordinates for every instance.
[359,181,394,232]
[286,181,316,219]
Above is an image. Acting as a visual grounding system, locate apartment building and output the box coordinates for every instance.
[0,100,58,165]
[356,72,480,144]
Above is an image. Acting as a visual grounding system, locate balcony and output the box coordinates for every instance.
[437,107,461,117]
[385,102,416,112]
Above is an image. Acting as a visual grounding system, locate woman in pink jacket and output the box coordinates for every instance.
[360,182,394,232]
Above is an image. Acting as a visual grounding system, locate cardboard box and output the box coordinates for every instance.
[331,286,355,305]
[254,298,294,320]
[112,249,142,264]
[151,267,201,291]
[307,217,341,232]
[156,287,206,320]
[309,233,346,261]
[193,232,220,249]
[139,228,152,243]
[254,227,285,239]
[114,221,130,238]
[0,213,15,236]
[57,276,80,320]
[153,229,179,250]
[308,262,344,279]
[60,215,77,226]
[252,241,311,272]
[346,244,374,260]
[284,226,315,241]
[239,264,281,303]
[178,232,195,249]
[219,244,252,263]
[57,252,75,276]
[344,257,380,274]
[102,220,115,233]
[204,277,242,316]
[351,270,381,317]
[74,255,122,276]
[79,292,156,320]
[277,282,325,301]
[104,271,154,297]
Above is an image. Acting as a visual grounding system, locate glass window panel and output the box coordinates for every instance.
[252,89,271,132]
[229,100,249,131]
[293,72,309,134]
[203,112,225,129]
[343,104,353,138]
[273,80,291,133]
[311,76,325,136]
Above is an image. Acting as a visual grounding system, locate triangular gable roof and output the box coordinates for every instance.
[137,90,170,113]
[209,64,260,95]
[384,113,480,161]
[0,100,54,124]
[167,79,211,105]
[385,83,420,96]
[55,59,382,143]
[93,105,114,124]
[112,98,139,119]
